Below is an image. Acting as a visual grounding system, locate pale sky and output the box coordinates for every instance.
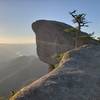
[0,0,100,44]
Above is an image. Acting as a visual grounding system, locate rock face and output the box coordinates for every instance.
[32,20,92,65]
[10,20,100,100]
[10,44,100,100]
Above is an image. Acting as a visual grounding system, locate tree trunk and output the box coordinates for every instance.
[75,23,81,48]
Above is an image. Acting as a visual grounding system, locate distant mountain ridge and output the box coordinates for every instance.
[10,20,100,100]
[0,44,37,63]
[0,55,48,97]
[0,44,48,98]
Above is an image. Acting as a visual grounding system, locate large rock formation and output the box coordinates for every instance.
[32,20,96,65]
[10,20,100,100]
[10,44,100,100]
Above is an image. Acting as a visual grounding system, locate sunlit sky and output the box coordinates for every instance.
[0,0,100,44]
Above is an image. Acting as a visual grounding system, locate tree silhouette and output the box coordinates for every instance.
[97,37,100,42]
[69,10,88,48]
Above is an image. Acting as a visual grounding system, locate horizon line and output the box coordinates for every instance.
[0,43,36,45]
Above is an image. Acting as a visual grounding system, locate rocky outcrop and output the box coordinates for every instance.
[10,20,100,100]
[32,20,96,65]
[10,44,100,100]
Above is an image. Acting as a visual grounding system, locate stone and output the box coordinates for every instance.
[32,20,96,65]
[10,44,100,100]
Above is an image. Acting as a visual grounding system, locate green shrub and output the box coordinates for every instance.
[55,52,65,62]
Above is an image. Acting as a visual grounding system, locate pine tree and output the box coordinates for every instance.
[69,10,88,48]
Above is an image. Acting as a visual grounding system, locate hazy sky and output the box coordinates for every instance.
[0,0,100,43]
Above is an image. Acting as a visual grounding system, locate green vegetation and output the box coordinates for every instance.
[69,10,88,48]
[97,37,100,43]
[52,10,100,70]
[50,53,64,69]
[10,90,16,97]
[48,65,55,72]
[79,34,93,43]
[56,52,65,62]
[48,53,65,72]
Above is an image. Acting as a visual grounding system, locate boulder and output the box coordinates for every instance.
[10,44,100,100]
[32,20,95,65]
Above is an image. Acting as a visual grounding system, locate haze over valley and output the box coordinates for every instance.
[0,44,48,98]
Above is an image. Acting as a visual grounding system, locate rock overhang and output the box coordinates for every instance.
[32,20,94,65]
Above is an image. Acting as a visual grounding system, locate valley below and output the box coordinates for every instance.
[0,44,48,98]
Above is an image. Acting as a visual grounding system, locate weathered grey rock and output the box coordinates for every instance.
[10,44,100,100]
[32,20,96,65]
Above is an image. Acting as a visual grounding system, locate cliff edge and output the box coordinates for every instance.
[10,44,100,100]
[32,20,95,65]
[10,20,100,100]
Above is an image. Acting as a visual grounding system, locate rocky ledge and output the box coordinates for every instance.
[10,44,100,100]
[32,20,97,65]
[10,20,100,100]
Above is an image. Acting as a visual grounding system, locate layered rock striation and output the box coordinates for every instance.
[32,20,97,65]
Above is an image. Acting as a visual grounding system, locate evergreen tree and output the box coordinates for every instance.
[69,10,88,48]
